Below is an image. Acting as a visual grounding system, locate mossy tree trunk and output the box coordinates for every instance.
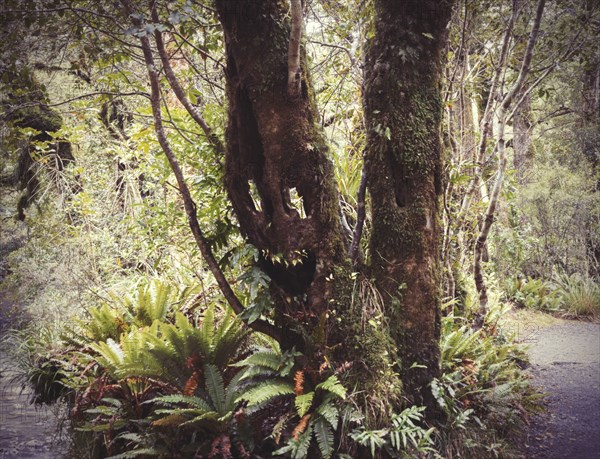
[2,71,76,220]
[215,0,345,338]
[363,0,453,409]
[214,1,401,421]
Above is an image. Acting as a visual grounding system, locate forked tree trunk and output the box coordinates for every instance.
[214,1,398,404]
[215,0,345,335]
[363,0,453,408]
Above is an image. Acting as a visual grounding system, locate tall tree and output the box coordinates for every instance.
[363,0,454,408]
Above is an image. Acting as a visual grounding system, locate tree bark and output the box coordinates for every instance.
[215,0,346,331]
[363,0,453,409]
[215,1,400,425]
[513,90,534,184]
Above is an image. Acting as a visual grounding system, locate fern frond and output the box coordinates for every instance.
[294,370,305,395]
[292,414,311,440]
[151,413,188,427]
[295,392,314,417]
[200,302,215,351]
[316,375,346,399]
[106,447,165,458]
[232,349,283,372]
[314,402,339,428]
[314,417,334,459]
[237,380,294,407]
[204,364,226,413]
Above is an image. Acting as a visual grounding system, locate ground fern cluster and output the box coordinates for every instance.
[4,278,539,459]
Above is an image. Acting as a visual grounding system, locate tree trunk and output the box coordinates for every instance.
[513,90,534,184]
[215,0,345,334]
[214,2,399,413]
[363,0,453,409]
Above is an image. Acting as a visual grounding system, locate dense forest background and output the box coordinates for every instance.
[0,0,598,458]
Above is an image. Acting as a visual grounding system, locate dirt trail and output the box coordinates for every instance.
[524,320,600,459]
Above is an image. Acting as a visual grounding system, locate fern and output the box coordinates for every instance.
[274,424,313,458]
[238,380,295,407]
[314,417,335,459]
[295,392,314,417]
[316,375,346,399]
[204,364,226,413]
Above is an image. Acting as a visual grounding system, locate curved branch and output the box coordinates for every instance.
[150,7,224,155]
[122,0,279,340]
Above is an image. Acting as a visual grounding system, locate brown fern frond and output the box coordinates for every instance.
[183,370,201,396]
[292,414,311,440]
[209,434,233,459]
[294,370,304,395]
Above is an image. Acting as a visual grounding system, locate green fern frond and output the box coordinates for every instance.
[238,380,294,407]
[152,394,213,412]
[314,417,335,459]
[314,402,339,428]
[204,364,226,413]
[233,349,283,372]
[316,375,346,399]
[295,392,314,417]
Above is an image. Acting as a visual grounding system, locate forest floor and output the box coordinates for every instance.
[0,271,599,458]
[509,311,600,458]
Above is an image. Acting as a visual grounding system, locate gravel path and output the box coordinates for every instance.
[524,320,600,459]
[0,293,69,459]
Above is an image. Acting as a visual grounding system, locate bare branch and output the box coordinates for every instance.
[150,7,224,155]
[473,0,546,323]
[122,0,279,340]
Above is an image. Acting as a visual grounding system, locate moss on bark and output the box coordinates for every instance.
[363,0,453,410]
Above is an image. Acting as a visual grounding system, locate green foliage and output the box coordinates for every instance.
[349,406,435,458]
[552,272,600,319]
[503,276,562,312]
[271,372,346,459]
[432,303,540,458]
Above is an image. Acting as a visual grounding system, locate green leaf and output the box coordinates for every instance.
[295,392,314,417]
[314,417,334,459]
[316,375,346,399]
[238,380,294,406]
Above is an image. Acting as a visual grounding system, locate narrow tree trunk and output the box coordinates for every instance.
[474,0,546,321]
[363,0,453,409]
[513,90,534,184]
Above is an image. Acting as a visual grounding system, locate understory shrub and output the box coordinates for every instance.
[551,272,600,319]
[8,279,539,459]
[503,272,600,319]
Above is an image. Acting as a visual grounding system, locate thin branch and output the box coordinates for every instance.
[287,0,303,97]
[459,0,519,218]
[473,0,546,323]
[151,7,224,155]
[2,92,150,119]
[349,161,367,266]
[122,0,279,340]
